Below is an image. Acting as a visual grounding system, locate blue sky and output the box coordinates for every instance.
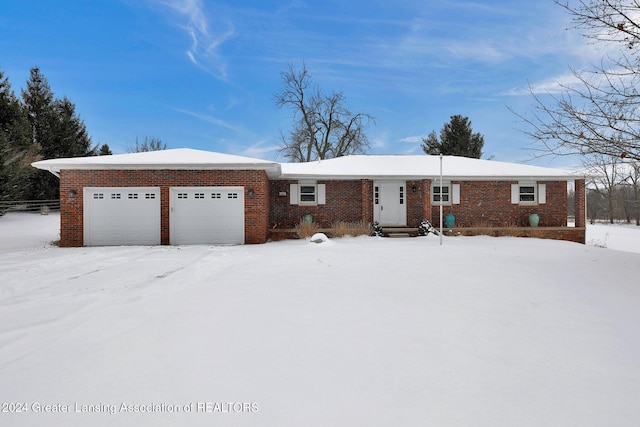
[0,0,600,166]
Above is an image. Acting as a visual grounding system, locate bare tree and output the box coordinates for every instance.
[583,152,622,223]
[621,160,640,224]
[275,63,374,162]
[514,0,640,161]
[127,136,166,153]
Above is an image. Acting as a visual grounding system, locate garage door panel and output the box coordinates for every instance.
[84,187,161,246]
[170,187,244,245]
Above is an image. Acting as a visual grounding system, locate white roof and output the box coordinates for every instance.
[281,155,580,180]
[32,149,581,181]
[32,148,282,178]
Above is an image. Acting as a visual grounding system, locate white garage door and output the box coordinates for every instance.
[84,187,161,246]
[170,187,245,245]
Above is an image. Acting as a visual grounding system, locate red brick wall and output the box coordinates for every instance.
[270,180,370,228]
[401,179,437,227]
[574,179,586,228]
[361,180,373,224]
[59,169,270,247]
[429,180,568,228]
[269,178,570,230]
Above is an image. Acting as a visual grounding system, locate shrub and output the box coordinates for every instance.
[332,220,371,237]
[294,220,320,239]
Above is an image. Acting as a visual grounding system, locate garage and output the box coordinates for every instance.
[170,187,245,245]
[84,187,161,246]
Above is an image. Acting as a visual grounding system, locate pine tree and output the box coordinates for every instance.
[21,67,55,152]
[51,97,92,158]
[422,115,484,158]
[98,144,112,155]
[20,68,94,199]
[0,69,31,200]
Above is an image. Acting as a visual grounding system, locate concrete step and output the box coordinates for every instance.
[387,232,412,238]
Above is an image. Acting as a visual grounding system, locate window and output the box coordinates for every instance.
[511,182,545,205]
[290,182,325,205]
[195,193,205,199]
[211,193,221,199]
[110,193,121,199]
[128,193,139,199]
[177,193,188,199]
[299,185,316,203]
[432,185,450,203]
[145,193,156,199]
[519,186,535,202]
[228,193,238,199]
[399,186,404,205]
[93,193,104,200]
[431,182,460,205]
[374,186,379,205]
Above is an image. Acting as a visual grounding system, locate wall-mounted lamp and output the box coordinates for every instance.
[411,185,417,193]
[248,188,254,197]
[68,189,77,199]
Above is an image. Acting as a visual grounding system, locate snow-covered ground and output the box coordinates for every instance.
[586,222,640,254]
[1,212,639,427]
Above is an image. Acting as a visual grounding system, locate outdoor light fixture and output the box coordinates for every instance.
[248,188,254,197]
[68,189,77,199]
[411,184,417,193]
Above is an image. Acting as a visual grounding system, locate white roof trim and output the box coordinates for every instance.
[31,150,584,181]
[31,148,282,178]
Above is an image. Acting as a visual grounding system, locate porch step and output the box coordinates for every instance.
[381,227,418,233]
[387,232,411,238]
[381,227,418,238]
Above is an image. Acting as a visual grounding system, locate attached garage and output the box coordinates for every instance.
[30,149,277,247]
[84,187,161,246]
[170,187,245,245]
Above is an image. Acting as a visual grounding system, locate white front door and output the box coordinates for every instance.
[373,181,407,226]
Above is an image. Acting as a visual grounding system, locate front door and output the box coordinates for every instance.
[373,181,407,226]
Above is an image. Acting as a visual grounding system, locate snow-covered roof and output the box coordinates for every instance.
[32,149,582,181]
[31,148,282,178]
[281,155,580,180]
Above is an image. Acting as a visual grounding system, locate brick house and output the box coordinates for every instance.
[32,148,586,247]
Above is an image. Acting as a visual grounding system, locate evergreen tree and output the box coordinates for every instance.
[21,67,55,151]
[0,69,31,200]
[422,115,484,158]
[98,143,112,155]
[20,67,94,199]
[51,97,92,158]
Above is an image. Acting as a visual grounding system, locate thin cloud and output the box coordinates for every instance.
[397,135,426,144]
[173,107,245,133]
[157,0,235,79]
[505,69,613,96]
[240,141,281,160]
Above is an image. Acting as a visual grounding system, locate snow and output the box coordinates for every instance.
[1,213,640,426]
[280,154,579,180]
[587,222,640,254]
[309,232,330,243]
[31,149,579,181]
[31,148,282,177]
